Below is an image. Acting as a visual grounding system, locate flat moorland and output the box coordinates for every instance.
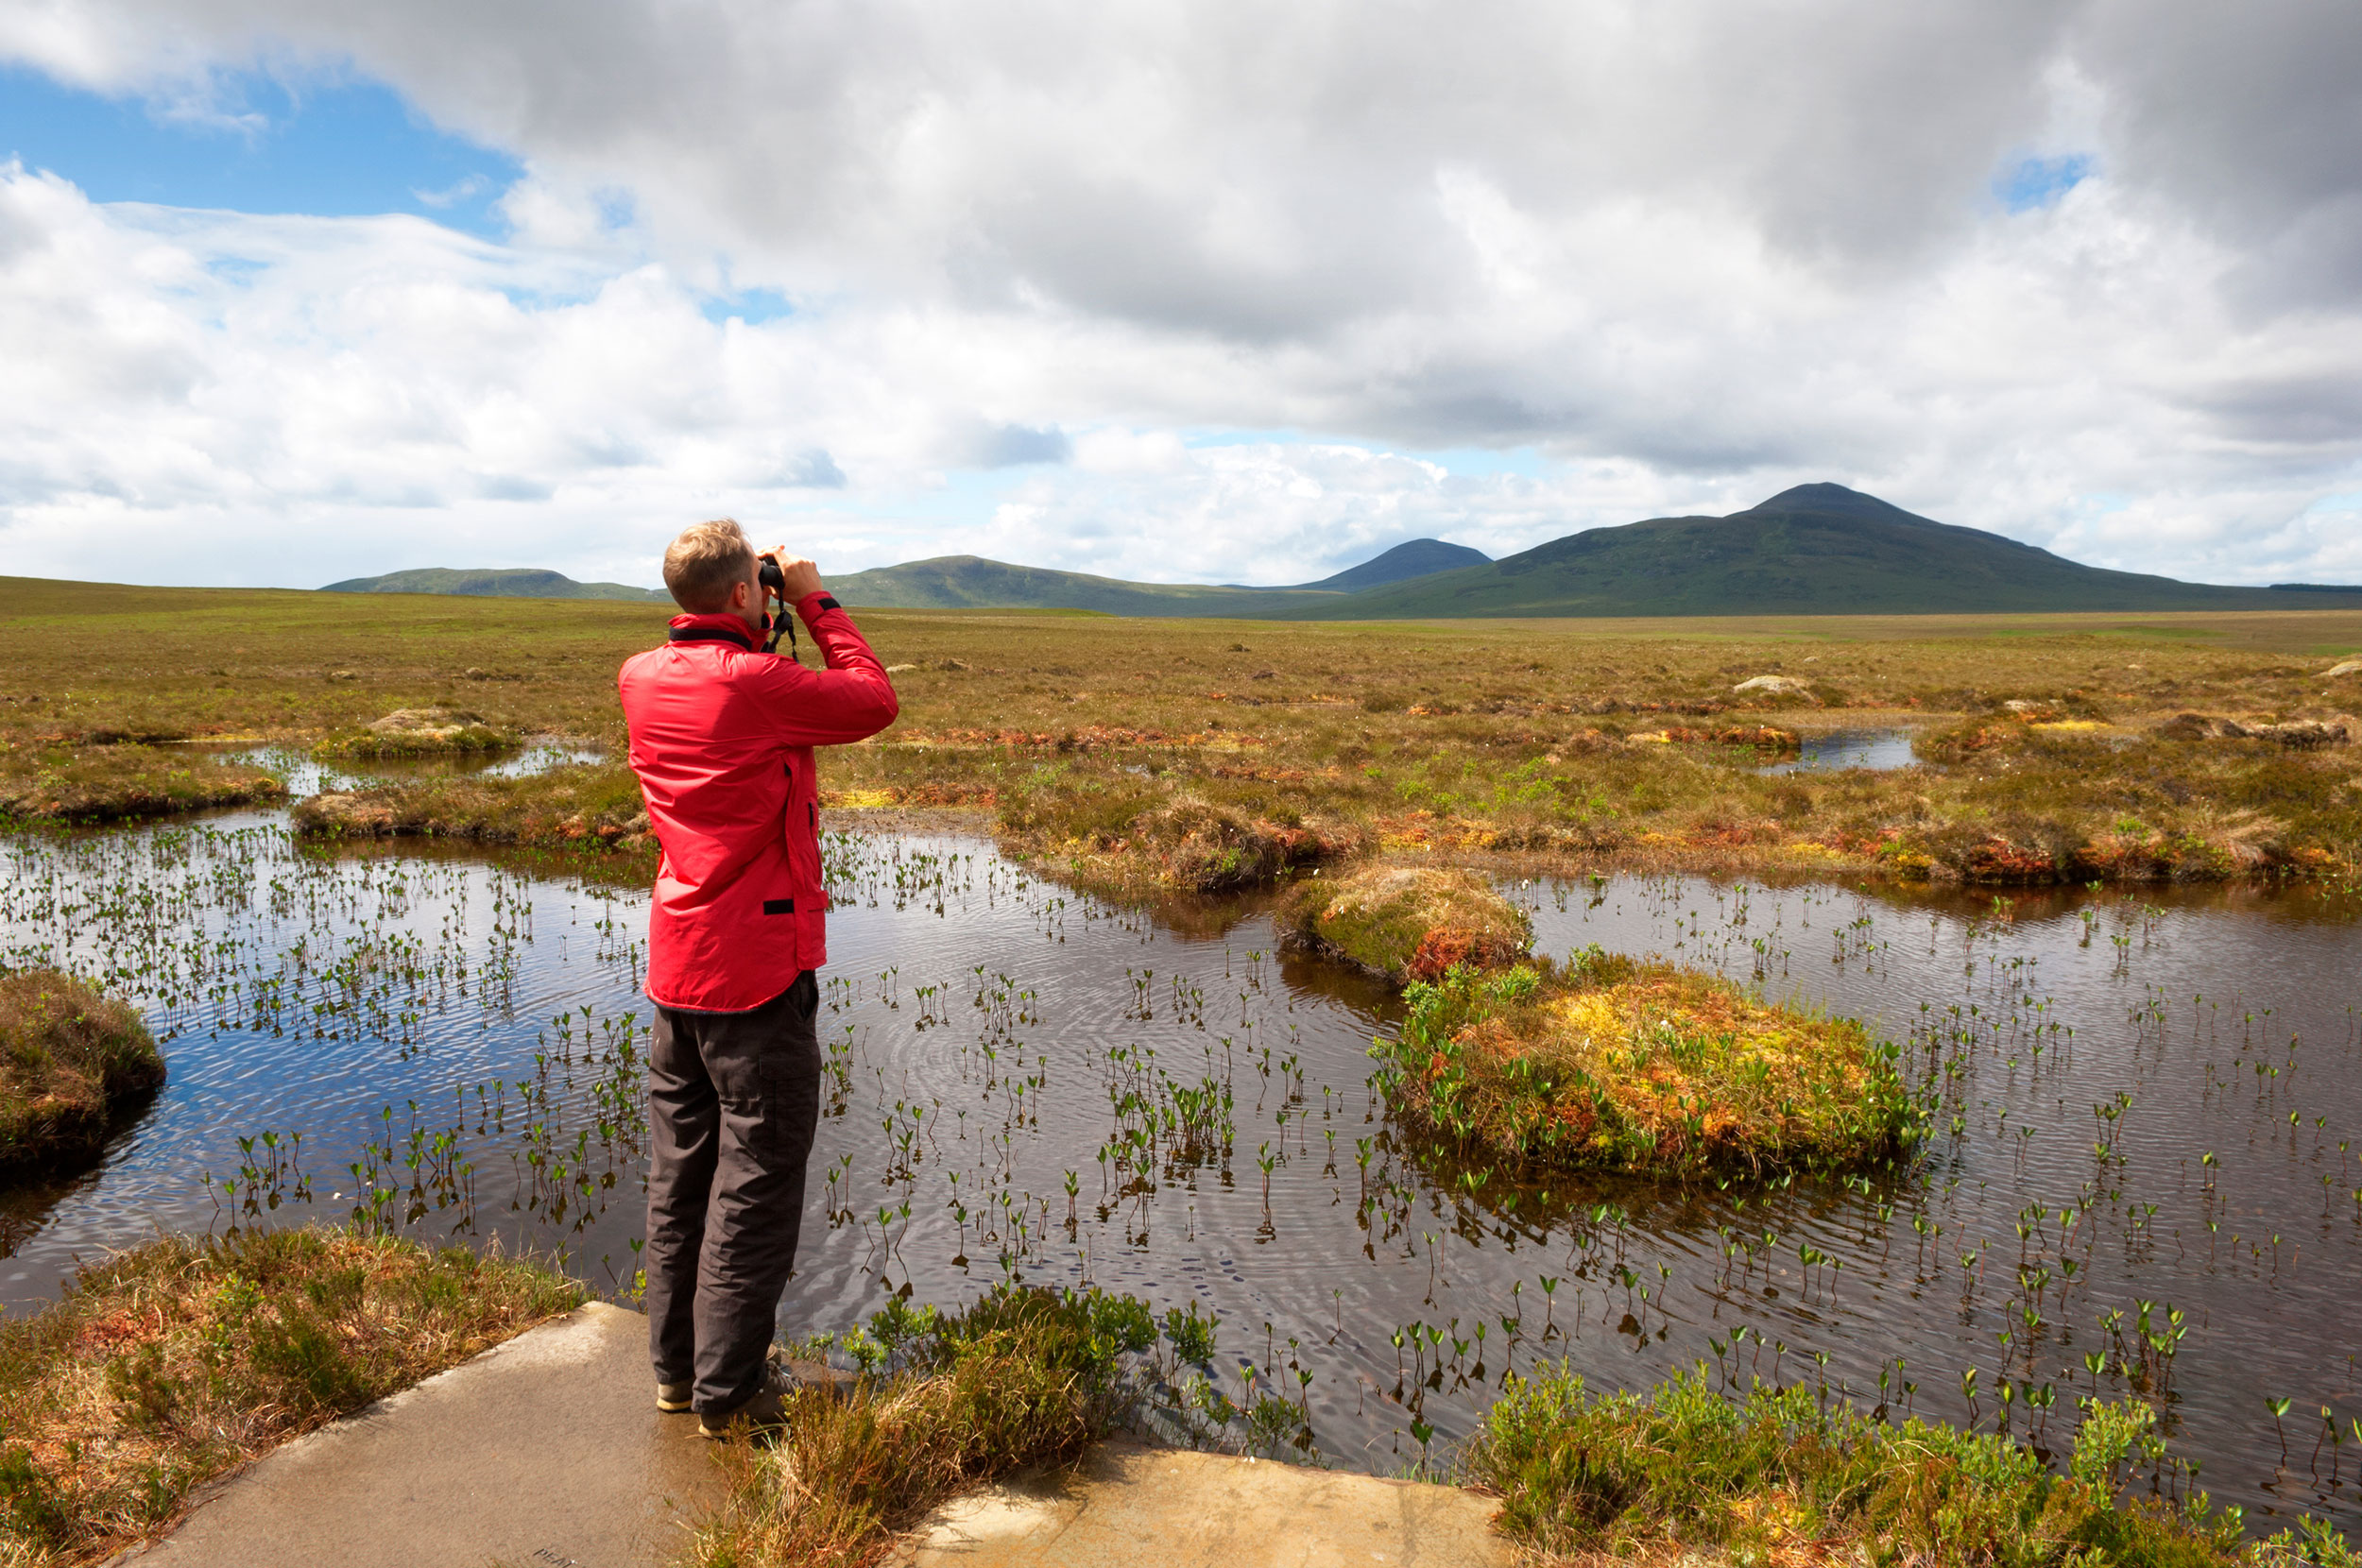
[9,575,2362,889]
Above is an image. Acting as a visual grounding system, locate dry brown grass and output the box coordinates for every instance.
[0,970,164,1179]
[0,1227,581,1566]
[290,764,655,863]
[689,1285,1152,1568]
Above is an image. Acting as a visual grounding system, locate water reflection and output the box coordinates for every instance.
[0,815,2357,1534]
[1759,727,1918,774]
[196,741,606,797]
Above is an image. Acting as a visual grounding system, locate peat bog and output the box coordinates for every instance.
[6,588,2362,1549]
[1,798,2358,1539]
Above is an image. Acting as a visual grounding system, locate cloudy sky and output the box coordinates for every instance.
[3,0,2360,591]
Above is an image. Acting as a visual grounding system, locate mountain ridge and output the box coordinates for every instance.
[317,488,2353,619]
[321,567,667,603]
[1310,484,2335,618]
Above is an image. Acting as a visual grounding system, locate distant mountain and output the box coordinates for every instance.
[312,493,2338,620]
[824,556,1340,616]
[1303,484,2352,619]
[321,568,667,603]
[1266,538,1491,591]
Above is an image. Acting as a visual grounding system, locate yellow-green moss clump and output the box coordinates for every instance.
[1278,864,1531,984]
[0,969,165,1178]
[0,1227,582,1565]
[1468,1366,2355,1568]
[1377,951,1918,1177]
[311,707,508,759]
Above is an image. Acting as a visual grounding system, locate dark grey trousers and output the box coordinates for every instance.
[645,970,822,1415]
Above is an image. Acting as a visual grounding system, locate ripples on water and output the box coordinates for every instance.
[1,811,2358,1532]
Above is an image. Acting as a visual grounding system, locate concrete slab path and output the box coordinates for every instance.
[115,1300,1511,1568]
[898,1438,1515,1568]
[116,1301,724,1568]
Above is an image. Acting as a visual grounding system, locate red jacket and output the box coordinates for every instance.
[618,594,898,1012]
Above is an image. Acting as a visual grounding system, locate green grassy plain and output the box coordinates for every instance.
[9,575,2362,889]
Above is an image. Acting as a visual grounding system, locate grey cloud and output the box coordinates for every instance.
[2187,371,2362,449]
[779,448,846,488]
[974,424,1070,467]
[2075,0,2362,313]
[474,473,553,501]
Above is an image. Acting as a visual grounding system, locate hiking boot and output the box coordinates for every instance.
[656,1379,693,1414]
[697,1368,795,1441]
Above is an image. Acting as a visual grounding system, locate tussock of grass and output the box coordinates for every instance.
[291,762,653,857]
[690,1284,1155,1568]
[1377,952,1918,1176]
[0,743,284,824]
[1466,1366,2356,1568]
[0,1226,581,1565]
[996,768,1363,895]
[1277,864,1532,983]
[311,707,508,759]
[0,969,163,1178]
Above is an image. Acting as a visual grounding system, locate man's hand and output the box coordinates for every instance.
[760,550,824,605]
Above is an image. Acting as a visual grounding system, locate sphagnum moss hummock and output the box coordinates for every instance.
[1376,949,1920,1177]
[1276,863,1532,983]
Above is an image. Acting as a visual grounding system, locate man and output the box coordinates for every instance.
[617,519,898,1437]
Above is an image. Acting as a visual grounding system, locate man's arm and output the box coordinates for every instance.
[751,551,898,744]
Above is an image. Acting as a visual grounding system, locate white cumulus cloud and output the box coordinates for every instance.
[0,0,2359,588]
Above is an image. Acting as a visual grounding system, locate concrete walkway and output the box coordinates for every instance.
[118,1302,1511,1568]
[118,1302,723,1568]
[899,1440,1515,1567]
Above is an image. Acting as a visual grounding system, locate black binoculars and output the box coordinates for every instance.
[758,555,786,597]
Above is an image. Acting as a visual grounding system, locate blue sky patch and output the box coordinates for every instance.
[701,286,794,326]
[1994,152,2094,213]
[0,63,522,235]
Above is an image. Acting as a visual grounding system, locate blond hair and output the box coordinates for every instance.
[662,519,755,612]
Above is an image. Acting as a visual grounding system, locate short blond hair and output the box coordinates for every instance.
[662,519,755,612]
